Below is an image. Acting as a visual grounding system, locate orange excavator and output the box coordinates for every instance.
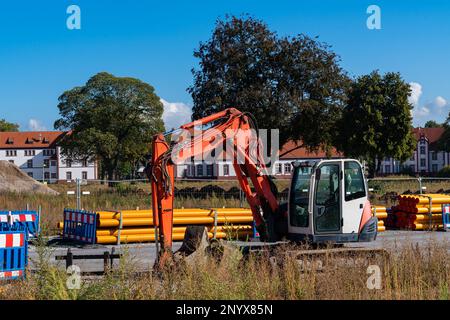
[147,108,378,266]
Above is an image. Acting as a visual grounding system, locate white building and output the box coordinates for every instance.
[379,127,450,175]
[0,131,97,182]
[175,141,343,179]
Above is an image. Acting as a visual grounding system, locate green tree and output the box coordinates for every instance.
[188,15,350,154]
[54,72,165,181]
[424,120,442,128]
[437,115,450,151]
[0,119,19,132]
[337,71,416,177]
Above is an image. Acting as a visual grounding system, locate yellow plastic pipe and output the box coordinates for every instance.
[416,198,450,205]
[96,230,253,244]
[97,215,254,227]
[410,207,443,214]
[413,223,444,230]
[409,214,442,220]
[98,218,153,228]
[98,210,253,220]
[375,212,388,219]
[95,225,253,237]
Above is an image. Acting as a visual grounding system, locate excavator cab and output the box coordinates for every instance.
[287,159,377,243]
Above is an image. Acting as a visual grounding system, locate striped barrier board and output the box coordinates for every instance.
[63,209,97,244]
[0,210,39,238]
[252,221,260,239]
[443,204,450,230]
[0,229,27,280]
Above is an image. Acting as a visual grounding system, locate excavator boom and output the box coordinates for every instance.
[147,108,378,267]
[147,108,280,261]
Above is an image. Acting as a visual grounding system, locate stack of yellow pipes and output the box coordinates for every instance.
[394,194,450,230]
[59,208,255,244]
[372,205,387,232]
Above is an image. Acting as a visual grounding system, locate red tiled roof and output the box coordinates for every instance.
[0,131,66,149]
[279,141,342,159]
[413,127,444,144]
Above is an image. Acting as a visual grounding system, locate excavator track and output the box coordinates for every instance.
[175,226,388,272]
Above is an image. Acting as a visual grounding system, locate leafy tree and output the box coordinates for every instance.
[437,114,450,151]
[337,71,416,177]
[0,119,19,132]
[188,15,350,154]
[54,72,164,181]
[437,165,450,178]
[424,120,442,128]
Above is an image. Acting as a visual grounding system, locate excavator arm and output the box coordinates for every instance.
[147,108,280,264]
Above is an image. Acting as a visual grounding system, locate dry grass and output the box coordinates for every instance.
[1,241,449,300]
[0,191,243,236]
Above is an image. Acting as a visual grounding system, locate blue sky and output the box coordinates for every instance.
[0,0,449,130]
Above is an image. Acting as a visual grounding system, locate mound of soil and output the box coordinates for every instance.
[0,160,59,195]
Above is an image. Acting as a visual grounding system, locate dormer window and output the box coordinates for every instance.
[43,137,49,143]
[26,138,33,144]
[6,137,13,144]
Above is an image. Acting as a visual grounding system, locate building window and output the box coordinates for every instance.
[410,165,415,172]
[432,164,438,172]
[420,146,426,155]
[43,149,55,156]
[24,150,36,156]
[432,152,437,161]
[284,163,292,174]
[66,160,72,168]
[43,159,50,168]
[420,159,426,167]
[384,165,390,174]
[82,160,88,167]
[8,160,14,164]
[196,164,203,176]
[206,165,213,176]
[44,172,50,180]
[51,160,57,167]
[410,154,415,161]
[27,159,33,168]
[51,173,57,180]
[188,165,194,176]
[82,171,88,180]
[6,150,17,157]
[66,172,72,180]
[275,163,282,175]
[27,172,33,178]
[223,164,230,176]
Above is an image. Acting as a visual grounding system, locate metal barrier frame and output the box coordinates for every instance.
[63,209,97,244]
[0,210,40,239]
[0,228,27,280]
[442,204,450,230]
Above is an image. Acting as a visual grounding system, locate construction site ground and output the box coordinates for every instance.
[28,230,450,274]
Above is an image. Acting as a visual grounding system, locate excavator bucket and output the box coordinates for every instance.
[175,225,210,257]
[174,225,244,268]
